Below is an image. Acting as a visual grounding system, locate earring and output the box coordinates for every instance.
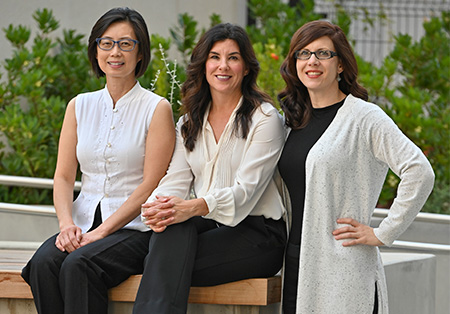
[337,73,341,82]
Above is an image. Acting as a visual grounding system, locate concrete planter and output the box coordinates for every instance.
[372,211,450,314]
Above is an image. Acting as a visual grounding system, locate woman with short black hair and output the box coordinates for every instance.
[22,7,175,314]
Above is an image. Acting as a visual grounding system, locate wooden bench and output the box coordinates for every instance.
[0,249,281,313]
[0,270,281,305]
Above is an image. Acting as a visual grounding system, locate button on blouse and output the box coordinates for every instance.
[73,82,164,233]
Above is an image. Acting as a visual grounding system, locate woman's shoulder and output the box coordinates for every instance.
[344,95,398,135]
[256,101,281,117]
[76,87,105,99]
[138,85,163,98]
[74,88,108,109]
[253,102,283,124]
[345,94,388,120]
[252,102,285,136]
[135,85,166,107]
[73,89,102,110]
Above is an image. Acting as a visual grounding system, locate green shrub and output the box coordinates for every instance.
[358,12,450,214]
[0,9,103,204]
[0,9,214,203]
[1,5,448,215]
[246,0,321,104]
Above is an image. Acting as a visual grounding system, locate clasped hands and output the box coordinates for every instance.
[141,195,195,233]
[332,218,383,247]
[55,225,105,253]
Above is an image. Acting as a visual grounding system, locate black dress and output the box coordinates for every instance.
[278,100,344,314]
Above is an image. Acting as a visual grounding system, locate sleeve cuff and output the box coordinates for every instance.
[373,227,393,247]
[201,195,216,218]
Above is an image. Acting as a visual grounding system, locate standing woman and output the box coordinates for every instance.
[277,20,434,314]
[21,7,175,314]
[134,23,287,314]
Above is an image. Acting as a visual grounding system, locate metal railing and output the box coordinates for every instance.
[390,240,450,253]
[0,174,81,191]
[1,174,449,253]
[373,208,450,224]
[0,202,55,216]
[0,174,79,216]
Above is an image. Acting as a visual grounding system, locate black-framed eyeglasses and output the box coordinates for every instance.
[96,38,139,51]
[294,50,338,60]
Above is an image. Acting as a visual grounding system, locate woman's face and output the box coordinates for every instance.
[205,39,248,98]
[296,36,342,96]
[96,21,141,82]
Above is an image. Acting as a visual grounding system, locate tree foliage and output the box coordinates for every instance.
[0,4,448,214]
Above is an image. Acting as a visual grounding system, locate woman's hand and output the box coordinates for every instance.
[55,224,82,253]
[141,195,208,233]
[332,218,384,247]
[79,228,106,247]
[141,196,177,232]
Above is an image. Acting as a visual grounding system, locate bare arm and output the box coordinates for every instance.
[79,99,175,246]
[53,97,81,252]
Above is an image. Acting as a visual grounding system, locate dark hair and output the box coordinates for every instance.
[87,7,151,78]
[180,23,272,151]
[278,20,368,129]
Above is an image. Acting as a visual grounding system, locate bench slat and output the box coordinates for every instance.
[1,270,281,306]
[189,276,281,305]
[0,270,33,299]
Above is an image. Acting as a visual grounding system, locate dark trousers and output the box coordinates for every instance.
[21,206,151,314]
[282,242,379,314]
[133,216,287,314]
[282,242,301,314]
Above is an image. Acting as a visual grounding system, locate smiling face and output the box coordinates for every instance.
[296,36,343,97]
[205,39,247,98]
[96,21,142,83]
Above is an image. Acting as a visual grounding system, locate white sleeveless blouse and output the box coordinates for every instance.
[73,82,163,233]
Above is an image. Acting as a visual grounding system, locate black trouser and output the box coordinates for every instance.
[282,242,379,314]
[133,215,287,314]
[21,206,151,314]
[282,242,301,314]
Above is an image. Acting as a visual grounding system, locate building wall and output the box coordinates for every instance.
[314,0,448,66]
[2,1,447,72]
[0,0,247,71]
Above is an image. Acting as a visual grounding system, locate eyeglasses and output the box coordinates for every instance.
[96,38,139,51]
[294,50,338,60]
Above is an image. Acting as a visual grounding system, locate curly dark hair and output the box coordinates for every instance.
[278,20,368,129]
[180,23,273,151]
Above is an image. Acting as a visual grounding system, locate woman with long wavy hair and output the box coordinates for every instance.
[277,20,434,314]
[134,23,287,314]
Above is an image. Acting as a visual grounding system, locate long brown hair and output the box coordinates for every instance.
[180,23,272,151]
[278,20,368,129]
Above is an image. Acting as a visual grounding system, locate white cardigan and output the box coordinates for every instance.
[285,94,434,313]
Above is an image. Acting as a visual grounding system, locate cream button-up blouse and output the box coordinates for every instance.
[148,99,286,226]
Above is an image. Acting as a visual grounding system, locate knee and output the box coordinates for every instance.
[60,250,88,276]
[152,219,197,243]
[22,241,66,283]
[145,220,198,260]
[29,248,59,268]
